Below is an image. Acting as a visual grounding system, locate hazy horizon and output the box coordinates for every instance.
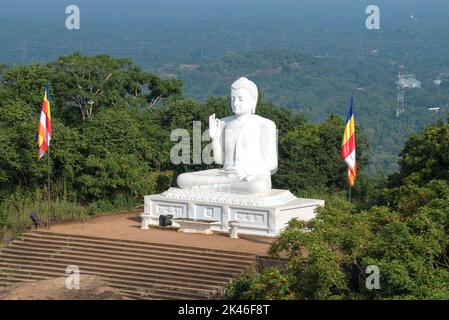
[0,0,448,69]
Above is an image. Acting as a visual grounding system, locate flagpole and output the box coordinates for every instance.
[348,186,352,203]
[47,144,51,229]
[38,81,52,229]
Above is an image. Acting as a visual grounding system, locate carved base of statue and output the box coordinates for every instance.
[141,188,324,237]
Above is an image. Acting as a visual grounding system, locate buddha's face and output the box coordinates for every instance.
[231,88,255,116]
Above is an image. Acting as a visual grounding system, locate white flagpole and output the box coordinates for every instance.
[47,144,51,229]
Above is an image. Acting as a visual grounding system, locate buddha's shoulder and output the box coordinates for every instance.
[252,115,277,129]
[220,115,276,129]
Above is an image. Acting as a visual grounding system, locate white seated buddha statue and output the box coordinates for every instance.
[177,77,278,195]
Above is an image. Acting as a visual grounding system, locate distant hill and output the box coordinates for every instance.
[159,49,448,175]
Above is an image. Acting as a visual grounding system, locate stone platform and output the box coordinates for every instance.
[142,188,324,237]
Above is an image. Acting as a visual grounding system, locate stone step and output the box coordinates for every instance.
[0,279,32,287]
[0,254,235,283]
[0,256,230,285]
[108,283,210,300]
[0,262,224,292]
[0,231,257,299]
[0,266,215,298]
[0,247,246,277]
[0,277,201,300]
[30,231,255,259]
[0,278,41,289]
[0,280,202,300]
[13,236,253,268]
[0,273,48,282]
[112,288,151,300]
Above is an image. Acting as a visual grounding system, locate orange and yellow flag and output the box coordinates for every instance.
[340,97,356,187]
[37,81,52,160]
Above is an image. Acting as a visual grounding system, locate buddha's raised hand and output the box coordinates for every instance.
[209,114,222,140]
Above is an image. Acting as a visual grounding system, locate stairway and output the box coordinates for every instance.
[0,231,257,300]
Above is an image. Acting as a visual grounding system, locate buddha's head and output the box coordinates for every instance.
[231,77,258,116]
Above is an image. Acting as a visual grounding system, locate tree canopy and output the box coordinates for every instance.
[228,118,449,300]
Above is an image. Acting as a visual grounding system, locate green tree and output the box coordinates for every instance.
[274,115,368,196]
[393,119,449,187]
[51,52,148,122]
[146,75,183,109]
[229,118,449,300]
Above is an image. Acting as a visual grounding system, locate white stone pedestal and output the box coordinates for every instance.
[173,219,219,235]
[141,188,324,236]
[142,188,324,237]
[228,221,240,239]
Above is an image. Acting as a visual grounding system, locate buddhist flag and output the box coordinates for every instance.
[37,81,52,160]
[341,97,356,187]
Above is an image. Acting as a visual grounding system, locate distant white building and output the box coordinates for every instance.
[397,74,421,89]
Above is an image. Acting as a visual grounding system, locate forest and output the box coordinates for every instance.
[0,53,448,299]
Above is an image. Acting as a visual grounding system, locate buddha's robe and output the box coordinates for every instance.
[177,114,277,195]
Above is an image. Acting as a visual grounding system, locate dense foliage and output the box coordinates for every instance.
[228,119,449,300]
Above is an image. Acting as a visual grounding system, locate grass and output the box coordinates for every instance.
[0,199,89,245]
[0,191,141,246]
